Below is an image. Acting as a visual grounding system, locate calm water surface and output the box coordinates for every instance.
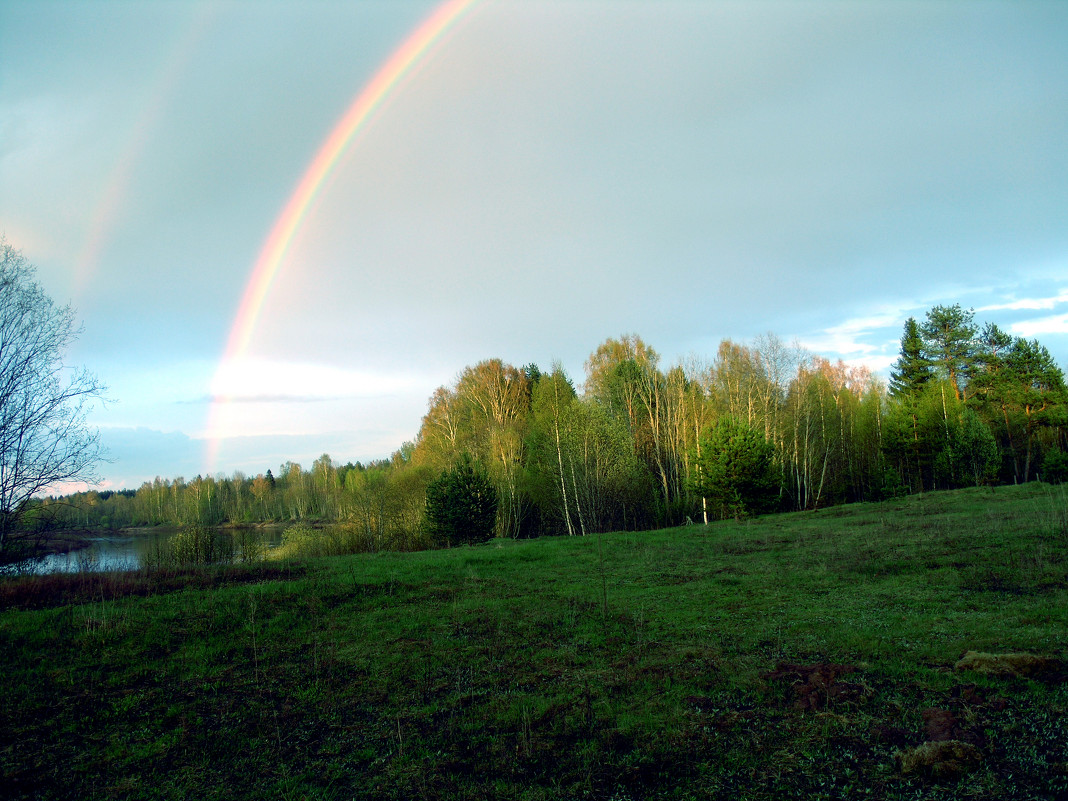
[27,527,285,574]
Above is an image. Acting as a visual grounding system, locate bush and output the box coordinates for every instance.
[234,528,267,563]
[276,523,379,560]
[170,525,232,566]
[425,454,498,546]
[278,523,325,559]
[1041,448,1068,484]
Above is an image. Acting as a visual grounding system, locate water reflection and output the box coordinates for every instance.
[22,528,286,574]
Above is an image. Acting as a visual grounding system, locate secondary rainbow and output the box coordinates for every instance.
[205,0,482,471]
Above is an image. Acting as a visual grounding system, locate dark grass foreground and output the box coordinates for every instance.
[0,562,307,611]
[1,484,1065,800]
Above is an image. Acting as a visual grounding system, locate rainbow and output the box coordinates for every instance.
[205,0,483,472]
[76,9,213,301]
[221,0,482,363]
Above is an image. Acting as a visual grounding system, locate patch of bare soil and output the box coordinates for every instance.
[894,681,1018,782]
[762,662,869,711]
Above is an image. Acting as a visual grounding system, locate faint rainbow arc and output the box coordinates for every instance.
[75,7,214,300]
[205,0,483,472]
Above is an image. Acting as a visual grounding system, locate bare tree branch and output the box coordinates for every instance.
[0,239,106,550]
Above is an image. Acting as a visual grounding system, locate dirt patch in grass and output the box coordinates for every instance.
[762,662,869,711]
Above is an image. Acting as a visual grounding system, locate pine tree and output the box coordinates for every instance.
[919,304,977,400]
[689,417,777,519]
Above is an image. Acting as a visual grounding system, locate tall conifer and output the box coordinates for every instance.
[889,317,932,398]
[919,304,978,399]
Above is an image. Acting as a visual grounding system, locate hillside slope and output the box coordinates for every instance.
[1,484,1066,800]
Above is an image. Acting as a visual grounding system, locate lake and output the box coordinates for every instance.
[20,527,286,574]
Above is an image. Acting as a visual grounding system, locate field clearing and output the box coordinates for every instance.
[1,483,1066,800]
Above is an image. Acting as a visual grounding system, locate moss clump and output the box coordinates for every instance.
[897,740,983,780]
[954,650,1062,678]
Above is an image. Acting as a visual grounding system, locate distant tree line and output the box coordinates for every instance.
[31,305,1068,548]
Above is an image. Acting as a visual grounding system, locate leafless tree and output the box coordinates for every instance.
[0,240,106,551]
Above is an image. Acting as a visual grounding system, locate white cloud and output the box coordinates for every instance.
[798,304,916,359]
[1010,313,1068,338]
[842,353,898,376]
[978,289,1068,313]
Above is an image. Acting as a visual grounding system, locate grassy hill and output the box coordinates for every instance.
[1,484,1066,800]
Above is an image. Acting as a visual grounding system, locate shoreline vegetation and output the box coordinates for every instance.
[20,309,1068,568]
[1,483,1065,799]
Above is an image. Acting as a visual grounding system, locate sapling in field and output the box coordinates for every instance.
[690,417,777,520]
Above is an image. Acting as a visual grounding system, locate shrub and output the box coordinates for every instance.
[275,523,380,560]
[279,523,323,559]
[1041,448,1068,484]
[170,525,232,566]
[234,528,267,563]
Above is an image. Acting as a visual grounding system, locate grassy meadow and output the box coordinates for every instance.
[1,483,1066,800]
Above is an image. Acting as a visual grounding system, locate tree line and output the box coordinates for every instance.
[33,304,1068,548]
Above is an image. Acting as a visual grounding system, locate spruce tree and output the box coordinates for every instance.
[425,453,499,546]
[888,317,931,398]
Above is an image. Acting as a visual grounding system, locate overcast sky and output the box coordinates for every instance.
[2,0,1066,490]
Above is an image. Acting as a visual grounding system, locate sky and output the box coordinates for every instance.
[2,0,1067,491]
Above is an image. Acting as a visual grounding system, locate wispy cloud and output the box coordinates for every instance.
[977,288,1068,313]
[1010,313,1068,338]
[798,304,917,359]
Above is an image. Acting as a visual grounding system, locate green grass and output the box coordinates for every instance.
[1,483,1066,800]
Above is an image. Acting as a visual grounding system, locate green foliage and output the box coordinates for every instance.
[691,417,777,519]
[29,307,1068,553]
[884,378,1002,492]
[1042,448,1068,484]
[168,525,233,566]
[888,317,931,398]
[526,369,653,536]
[919,303,978,398]
[952,406,1001,486]
[970,334,1067,483]
[279,523,324,558]
[232,528,267,563]
[275,522,394,559]
[425,453,499,546]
